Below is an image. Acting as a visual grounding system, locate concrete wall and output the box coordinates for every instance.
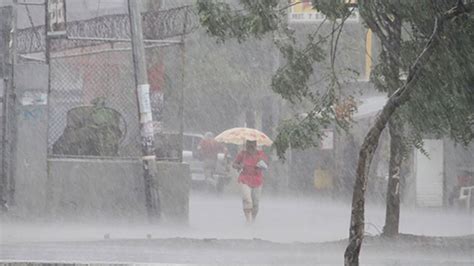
[46,158,190,223]
[46,158,147,221]
[13,63,49,217]
[155,161,190,223]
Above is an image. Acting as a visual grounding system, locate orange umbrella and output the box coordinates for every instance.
[215,127,273,146]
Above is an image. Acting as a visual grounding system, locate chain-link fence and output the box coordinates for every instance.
[0,3,195,210]
[35,5,193,159]
[48,43,136,157]
[48,39,184,158]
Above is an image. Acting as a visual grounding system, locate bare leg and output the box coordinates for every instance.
[251,186,262,221]
[243,208,253,223]
[240,183,253,223]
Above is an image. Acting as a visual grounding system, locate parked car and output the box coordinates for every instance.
[182,133,231,193]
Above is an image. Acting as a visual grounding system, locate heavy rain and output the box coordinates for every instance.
[0,0,473,265]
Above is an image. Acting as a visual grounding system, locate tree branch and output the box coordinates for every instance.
[278,1,304,12]
[359,3,389,48]
[362,2,400,56]
[330,9,351,91]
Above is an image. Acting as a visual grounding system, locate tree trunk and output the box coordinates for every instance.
[344,107,391,266]
[344,9,447,263]
[386,2,473,241]
[384,115,404,236]
[383,15,403,237]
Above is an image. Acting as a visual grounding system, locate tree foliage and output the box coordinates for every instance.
[312,0,474,149]
[198,0,359,158]
[364,0,474,149]
[196,0,474,265]
[197,0,474,154]
[401,5,474,146]
[197,0,279,42]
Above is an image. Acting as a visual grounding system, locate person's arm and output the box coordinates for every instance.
[256,151,269,170]
[257,150,269,164]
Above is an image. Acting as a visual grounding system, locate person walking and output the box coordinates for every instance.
[233,140,268,224]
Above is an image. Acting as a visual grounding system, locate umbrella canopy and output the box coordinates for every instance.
[215,127,273,146]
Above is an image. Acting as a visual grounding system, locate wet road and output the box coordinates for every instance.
[1,192,473,265]
[1,192,473,242]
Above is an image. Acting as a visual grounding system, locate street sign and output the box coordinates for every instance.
[288,0,359,24]
[46,0,67,37]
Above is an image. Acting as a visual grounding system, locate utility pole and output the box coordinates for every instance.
[127,0,160,221]
[3,0,19,211]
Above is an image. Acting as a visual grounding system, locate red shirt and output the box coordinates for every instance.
[234,150,268,187]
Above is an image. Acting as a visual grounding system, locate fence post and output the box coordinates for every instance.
[178,10,188,163]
